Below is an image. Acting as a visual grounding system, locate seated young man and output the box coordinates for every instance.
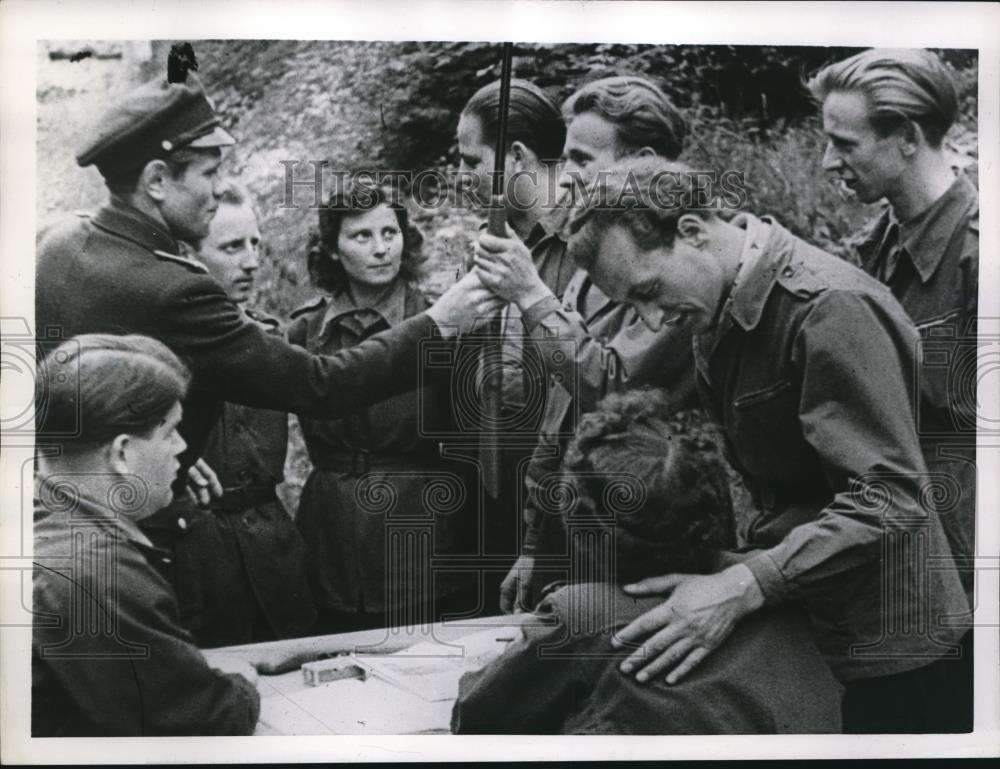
[32,334,260,736]
[451,390,843,734]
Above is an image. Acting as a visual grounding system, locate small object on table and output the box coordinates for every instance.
[301,656,368,686]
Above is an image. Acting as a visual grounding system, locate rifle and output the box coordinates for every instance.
[477,41,514,501]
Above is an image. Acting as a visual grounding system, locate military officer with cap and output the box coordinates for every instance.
[35,75,502,623]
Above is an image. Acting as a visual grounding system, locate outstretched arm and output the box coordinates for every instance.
[162,269,504,418]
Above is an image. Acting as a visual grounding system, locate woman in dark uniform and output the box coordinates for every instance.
[288,181,477,634]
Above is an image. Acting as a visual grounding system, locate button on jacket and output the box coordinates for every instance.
[35,197,438,483]
[698,215,968,680]
[451,582,843,734]
[32,481,259,736]
[152,308,316,647]
[287,283,472,615]
[851,174,979,594]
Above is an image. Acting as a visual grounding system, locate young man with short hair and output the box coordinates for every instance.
[33,335,260,736]
[569,156,970,734]
[158,182,316,646]
[810,48,978,600]
[455,79,576,611]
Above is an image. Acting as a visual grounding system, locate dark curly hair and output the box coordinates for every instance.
[306,177,428,295]
[562,389,735,584]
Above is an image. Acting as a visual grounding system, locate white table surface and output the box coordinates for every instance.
[211,615,532,735]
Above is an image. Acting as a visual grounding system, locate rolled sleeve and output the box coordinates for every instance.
[743,551,792,605]
[521,294,563,330]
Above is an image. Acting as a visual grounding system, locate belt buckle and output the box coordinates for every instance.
[352,449,370,477]
[218,485,245,512]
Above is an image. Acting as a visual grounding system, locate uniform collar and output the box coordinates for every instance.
[319,279,408,338]
[91,195,181,256]
[561,267,615,321]
[34,473,155,550]
[725,213,785,332]
[524,198,573,249]
[896,174,978,284]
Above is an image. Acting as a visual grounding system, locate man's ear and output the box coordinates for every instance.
[676,213,710,247]
[896,120,924,158]
[108,434,132,476]
[636,146,658,159]
[510,140,538,171]
[140,159,171,203]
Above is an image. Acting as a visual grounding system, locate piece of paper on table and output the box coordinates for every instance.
[256,624,524,734]
[262,676,454,734]
[356,625,522,702]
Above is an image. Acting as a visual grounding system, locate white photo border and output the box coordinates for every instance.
[2,0,998,763]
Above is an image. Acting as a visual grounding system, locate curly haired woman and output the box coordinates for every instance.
[288,179,478,634]
[451,389,842,734]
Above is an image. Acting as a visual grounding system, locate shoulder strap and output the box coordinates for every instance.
[245,308,283,333]
[289,296,327,320]
[153,249,210,275]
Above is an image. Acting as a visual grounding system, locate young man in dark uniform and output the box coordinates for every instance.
[161,182,316,646]
[33,335,260,736]
[810,49,978,731]
[455,79,574,611]
[35,76,503,628]
[811,47,978,601]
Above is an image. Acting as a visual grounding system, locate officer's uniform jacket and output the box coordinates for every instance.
[851,173,979,594]
[35,197,438,482]
[700,214,968,681]
[31,478,259,736]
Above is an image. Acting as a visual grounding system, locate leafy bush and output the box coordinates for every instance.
[155,40,975,319]
[341,42,978,171]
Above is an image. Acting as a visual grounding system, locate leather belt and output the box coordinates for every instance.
[310,450,431,477]
[215,485,278,513]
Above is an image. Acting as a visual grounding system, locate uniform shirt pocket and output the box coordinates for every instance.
[728,379,804,487]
